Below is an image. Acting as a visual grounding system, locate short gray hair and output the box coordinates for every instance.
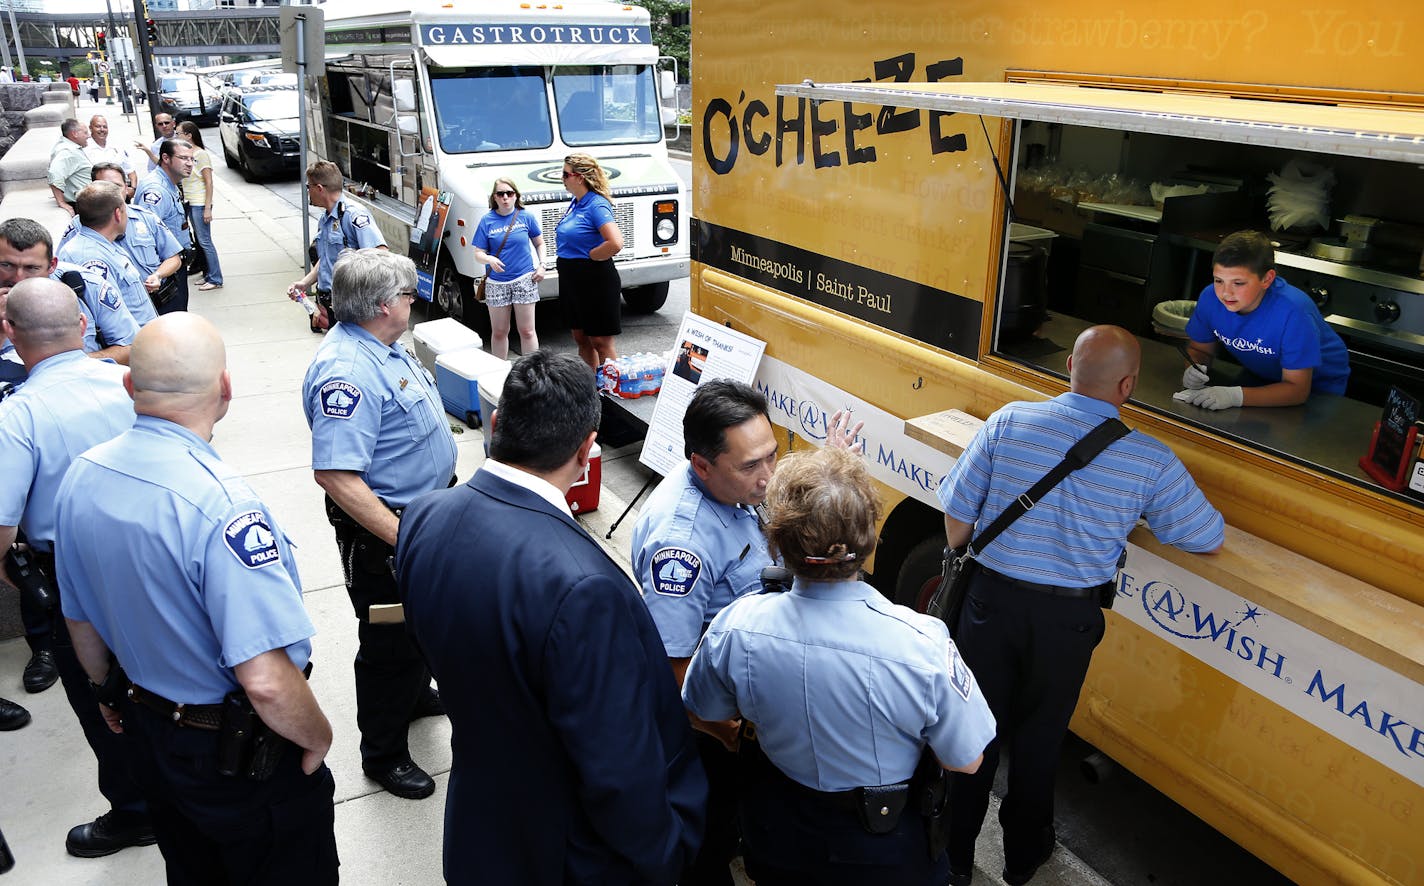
[331,249,415,324]
[61,118,84,139]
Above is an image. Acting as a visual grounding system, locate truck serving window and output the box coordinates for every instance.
[777,78,1424,506]
[429,66,552,154]
[552,65,661,147]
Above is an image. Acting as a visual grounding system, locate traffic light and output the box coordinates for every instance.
[146,19,159,45]
[96,31,106,53]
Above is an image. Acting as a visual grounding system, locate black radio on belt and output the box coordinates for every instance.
[5,545,56,613]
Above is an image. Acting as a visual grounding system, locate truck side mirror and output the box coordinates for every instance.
[393,79,416,113]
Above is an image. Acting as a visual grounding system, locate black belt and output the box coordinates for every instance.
[741,724,909,812]
[980,565,1104,600]
[127,682,224,731]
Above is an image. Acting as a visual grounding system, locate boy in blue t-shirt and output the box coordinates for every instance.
[1176,230,1350,410]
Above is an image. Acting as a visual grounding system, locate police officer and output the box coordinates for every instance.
[0,218,137,366]
[288,160,387,330]
[59,163,184,311]
[301,248,453,800]
[937,325,1225,885]
[57,181,159,327]
[132,111,176,172]
[53,313,339,883]
[683,447,995,886]
[0,278,154,858]
[631,380,862,886]
[133,138,194,314]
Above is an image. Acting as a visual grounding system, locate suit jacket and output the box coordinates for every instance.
[395,469,706,885]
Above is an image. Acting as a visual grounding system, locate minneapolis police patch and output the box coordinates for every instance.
[141,190,162,206]
[651,547,702,597]
[351,213,372,229]
[947,640,973,702]
[99,288,121,311]
[319,380,362,419]
[224,510,281,569]
[83,260,110,280]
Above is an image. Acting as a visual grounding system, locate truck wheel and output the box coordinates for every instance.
[893,537,946,613]
[622,282,668,314]
[434,259,470,322]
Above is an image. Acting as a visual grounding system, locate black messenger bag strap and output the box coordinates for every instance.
[964,416,1131,559]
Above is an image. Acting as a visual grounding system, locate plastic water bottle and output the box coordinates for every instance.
[294,291,318,317]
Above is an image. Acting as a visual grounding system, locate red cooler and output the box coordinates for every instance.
[566,442,602,513]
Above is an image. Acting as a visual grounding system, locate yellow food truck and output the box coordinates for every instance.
[690,2,1424,882]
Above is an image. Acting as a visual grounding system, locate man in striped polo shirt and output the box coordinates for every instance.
[936,324,1224,886]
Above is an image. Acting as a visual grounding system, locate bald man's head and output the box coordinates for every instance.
[130,313,227,397]
[1069,325,1140,404]
[3,277,84,352]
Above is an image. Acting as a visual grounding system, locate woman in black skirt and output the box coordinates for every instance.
[555,153,623,368]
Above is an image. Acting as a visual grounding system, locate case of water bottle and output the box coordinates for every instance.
[597,353,667,399]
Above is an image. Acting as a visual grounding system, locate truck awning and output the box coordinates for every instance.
[423,43,657,69]
[775,81,1424,164]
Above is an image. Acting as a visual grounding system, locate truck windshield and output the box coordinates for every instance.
[428,66,553,154]
[553,65,662,147]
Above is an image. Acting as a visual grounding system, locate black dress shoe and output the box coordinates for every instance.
[410,687,446,721]
[364,760,435,800]
[0,697,30,731]
[23,650,58,693]
[1002,828,1055,886]
[65,812,157,858]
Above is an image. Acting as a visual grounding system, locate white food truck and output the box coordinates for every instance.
[308,0,688,324]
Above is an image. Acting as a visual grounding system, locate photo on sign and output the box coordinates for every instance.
[672,340,708,385]
[410,188,452,301]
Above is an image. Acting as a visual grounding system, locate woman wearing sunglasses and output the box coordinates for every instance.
[473,178,545,359]
[555,153,623,368]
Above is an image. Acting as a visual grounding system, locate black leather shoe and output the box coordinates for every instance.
[364,760,435,800]
[1002,828,1055,886]
[410,687,446,721]
[0,697,30,731]
[65,812,157,858]
[23,650,58,693]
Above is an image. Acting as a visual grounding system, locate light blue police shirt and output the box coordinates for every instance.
[117,202,184,277]
[134,167,189,248]
[57,226,158,326]
[936,392,1225,587]
[0,349,133,551]
[315,197,386,292]
[631,461,770,658]
[55,415,314,704]
[683,578,997,792]
[52,261,142,350]
[302,322,456,508]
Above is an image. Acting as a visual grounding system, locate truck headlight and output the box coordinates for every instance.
[653,200,678,246]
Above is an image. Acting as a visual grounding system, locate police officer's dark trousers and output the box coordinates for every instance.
[35,553,148,820]
[122,700,339,885]
[159,268,189,314]
[680,731,739,886]
[737,732,948,886]
[946,567,1105,874]
[334,519,430,768]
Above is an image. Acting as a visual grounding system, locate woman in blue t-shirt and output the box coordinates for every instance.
[473,178,545,359]
[555,153,624,368]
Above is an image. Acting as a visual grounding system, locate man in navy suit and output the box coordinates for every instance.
[395,350,706,885]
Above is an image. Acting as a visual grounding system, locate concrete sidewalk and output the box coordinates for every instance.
[0,101,1103,886]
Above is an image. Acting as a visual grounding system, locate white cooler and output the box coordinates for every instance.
[435,349,509,428]
[413,318,483,375]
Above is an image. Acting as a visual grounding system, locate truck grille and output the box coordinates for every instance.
[540,200,636,263]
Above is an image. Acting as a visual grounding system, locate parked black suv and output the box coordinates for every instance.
[218,85,301,180]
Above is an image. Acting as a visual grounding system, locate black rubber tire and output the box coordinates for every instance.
[892,536,947,613]
[433,257,471,323]
[622,281,669,314]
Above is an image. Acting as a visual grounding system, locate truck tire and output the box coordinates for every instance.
[622,281,668,314]
[434,257,471,323]
[892,537,947,613]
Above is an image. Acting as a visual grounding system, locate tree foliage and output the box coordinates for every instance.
[625,0,690,80]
